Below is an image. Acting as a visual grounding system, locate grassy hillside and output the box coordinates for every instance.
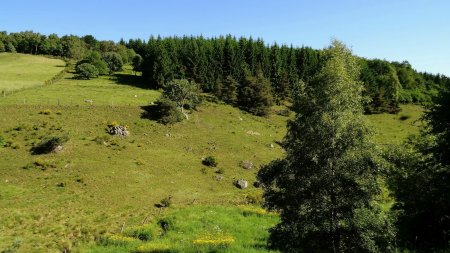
[0,66,287,252]
[0,53,65,93]
[0,57,424,252]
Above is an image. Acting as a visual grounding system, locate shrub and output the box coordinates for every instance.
[159,195,173,208]
[101,234,138,246]
[32,158,57,170]
[192,234,235,247]
[202,156,217,167]
[93,135,111,145]
[0,135,5,147]
[31,135,69,154]
[5,140,21,149]
[124,225,158,241]
[154,98,184,125]
[39,109,52,115]
[134,243,170,253]
[75,63,99,79]
[276,109,291,117]
[245,192,263,205]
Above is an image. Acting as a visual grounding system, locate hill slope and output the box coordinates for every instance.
[0,53,65,93]
[0,56,422,252]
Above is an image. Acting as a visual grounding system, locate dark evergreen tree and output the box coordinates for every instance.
[238,71,273,116]
[216,75,238,105]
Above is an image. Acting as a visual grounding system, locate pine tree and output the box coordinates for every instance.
[238,71,273,116]
[258,40,394,253]
[217,75,238,105]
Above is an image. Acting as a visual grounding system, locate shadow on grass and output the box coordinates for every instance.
[140,104,160,121]
[113,73,154,89]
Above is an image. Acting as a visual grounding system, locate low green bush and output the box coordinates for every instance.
[31,135,69,154]
[154,98,184,125]
[0,135,5,147]
[202,156,217,167]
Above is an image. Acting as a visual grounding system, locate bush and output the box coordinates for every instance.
[202,156,217,167]
[75,63,99,79]
[154,98,184,125]
[39,109,52,115]
[0,135,5,147]
[124,225,158,241]
[245,192,263,205]
[159,196,172,208]
[31,135,69,154]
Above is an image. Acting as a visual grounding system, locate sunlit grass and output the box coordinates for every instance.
[0,53,65,92]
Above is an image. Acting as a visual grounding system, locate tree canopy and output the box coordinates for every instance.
[258,40,394,253]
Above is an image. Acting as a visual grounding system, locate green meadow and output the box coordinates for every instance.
[0,53,65,93]
[0,54,423,252]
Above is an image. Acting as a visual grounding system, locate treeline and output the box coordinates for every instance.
[1,31,449,114]
[0,31,135,63]
[128,35,450,114]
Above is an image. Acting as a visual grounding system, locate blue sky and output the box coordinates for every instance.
[1,0,449,75]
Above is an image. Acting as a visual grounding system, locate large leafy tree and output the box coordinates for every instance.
[162,79,201,119]
[258,40,394,253]
[103,52,123,74]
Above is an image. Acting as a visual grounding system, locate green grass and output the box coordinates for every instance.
[0,56,424,252]
[0,67,287,251]
[0,53,65,93]
[366,104,423,145]
[77,205,279,253]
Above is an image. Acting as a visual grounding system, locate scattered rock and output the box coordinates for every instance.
[84,99,93,104]
[109,125,129,136]
[246,130,261,136]
[214,175,224,181]
[269,143,275,148]
[240,160,253,170]
[165,133,171,138]
[238,116,243,121]
[235,179,248,189]
[53,145,63,153]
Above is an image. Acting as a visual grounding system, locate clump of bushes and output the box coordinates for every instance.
[154,98,184,125]
[245,192,263,205]
[124,225,159,241]
[202,156,218,167]
[39,109,52,115]
[31,135,69,154]
[5,140,21,149]
[75,63,99,80]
